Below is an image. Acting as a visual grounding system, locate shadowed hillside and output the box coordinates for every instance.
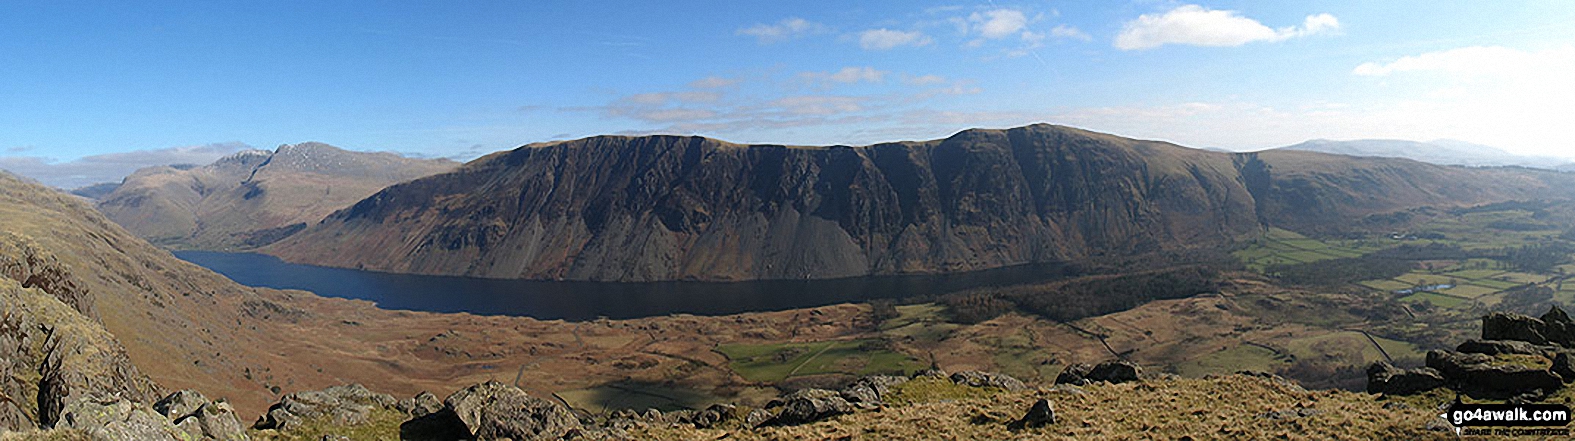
[266,124,1575,281]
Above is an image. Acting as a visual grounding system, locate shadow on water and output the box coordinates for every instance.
[175,251,1081,321]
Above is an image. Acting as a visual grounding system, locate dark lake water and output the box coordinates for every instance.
[174,251,1080,321]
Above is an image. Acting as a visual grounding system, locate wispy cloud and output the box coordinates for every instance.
[798,67,888,88]
[0,142,253,189]
[688,76,740,89]
[858,29,933,50]
[737,18,828,44]
[1050,25,1092,42]
[1114,5,1339,50]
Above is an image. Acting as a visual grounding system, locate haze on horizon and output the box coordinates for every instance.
[3,1,1573,188]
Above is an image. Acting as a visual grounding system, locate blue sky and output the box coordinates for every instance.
[3,1,1574,187]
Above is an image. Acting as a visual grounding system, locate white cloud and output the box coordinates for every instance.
[799,67,888,88]
[1114,5,1340,50]
[737,18,826,44]
[858,29,932,50]
[0,142,252,189]
[1352,46,1561,78]
[1050,25,1092,42]
[969,9,1028,39]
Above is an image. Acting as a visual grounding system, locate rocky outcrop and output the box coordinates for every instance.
[1425,350,1564,399]
[54,395,184,441]
[96,143,456,250]
[1057,360,1143,386]
[1367,309,1574,400]
[1482,306,1575,347]
[0,277,163,432]
[155,390,248,441]
[0,233,95,319]
[766,389,853,426]
[1365,362,1445,395]
[442,381,581,441]
[395,391,443,418]
[253,384,396,431]
[1456,339,1556,357]
[950,371,1027,392]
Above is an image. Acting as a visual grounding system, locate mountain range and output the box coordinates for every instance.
[262,124,1575,282]
[95,143,455,250]
[1274,139,1572,169]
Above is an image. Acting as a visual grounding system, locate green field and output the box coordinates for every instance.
[1400,292,1469,309]
[1438,284,1498,299]
[717,339,924,383]
[1235,228,1377,271]
[1174,345,1286,377]
[1358,279,1412,291]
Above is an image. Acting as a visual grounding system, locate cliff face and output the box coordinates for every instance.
[96,143,457,250]
[265,125,1255,281]
[267,125,1575,282]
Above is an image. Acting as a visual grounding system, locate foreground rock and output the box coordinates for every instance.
[1365,362,1445,395]
[1481,306,1575,347]
[254,384,396,431]
[443,381,581,440]
[766,389,853,426]
[1010,399,1056,429]
[54,395,184,441]
[155,390,249,441]
[1425,350,1563,399]
[950,371,1027,392]
[1057,360,1143,385]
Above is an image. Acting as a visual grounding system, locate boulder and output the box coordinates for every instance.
[55,395,184,441]
[1554,352,1575,383]
[950,371,1027,392]
[396,391,444,418]
[1456,340,1553,357]
[768,389,853,426]
[1365,362,1445,395]
[840,385,880,406]
[744,409,774,428]
[1087,360,1143,384]
[254,384,396,431]
[1055,364,1094,386]
[843,375,909,403]
[443,381,581,440]
[1425,350,1564,399]
[1482,307,1575,347]
[154,390,248,441]
[691,404,736,429]
[1010,399,1055,429]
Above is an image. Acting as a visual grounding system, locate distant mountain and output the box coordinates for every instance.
[264,124,1575,282]
[1275,139,1568,169]
[68,182,121,200]
[96,143,457,249]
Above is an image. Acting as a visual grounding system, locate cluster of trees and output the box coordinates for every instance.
[1265,256,1415,287]
[1501,243,1573,273]
[939,267,1221,324]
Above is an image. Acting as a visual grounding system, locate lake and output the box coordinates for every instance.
[175,251,1081,321]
